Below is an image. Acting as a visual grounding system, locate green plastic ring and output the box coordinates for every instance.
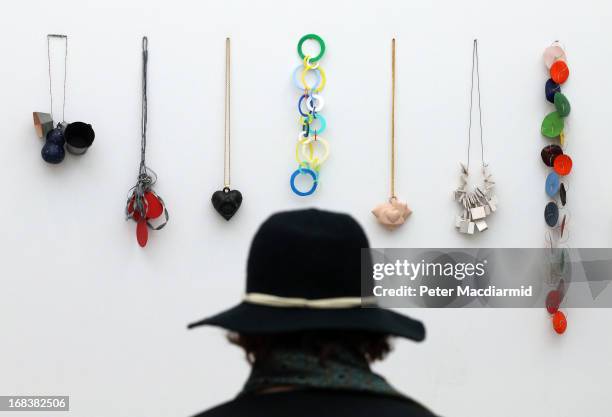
[297,34,326,62]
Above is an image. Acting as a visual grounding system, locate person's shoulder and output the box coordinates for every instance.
[191,389,440,417]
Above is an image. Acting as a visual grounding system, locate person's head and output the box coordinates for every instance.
[189,209,425,349]
[228,330,392,365]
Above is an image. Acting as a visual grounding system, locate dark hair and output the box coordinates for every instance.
[228,330,392,364]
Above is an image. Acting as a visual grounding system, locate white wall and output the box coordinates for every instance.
[1,0,611,416]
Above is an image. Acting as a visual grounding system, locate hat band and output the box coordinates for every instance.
[244,292,376,309]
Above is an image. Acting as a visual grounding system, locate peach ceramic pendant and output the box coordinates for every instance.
[372,198,412,230]
[372,39,412,230]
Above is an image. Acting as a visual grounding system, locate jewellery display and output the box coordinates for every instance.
[372,39,412,230]
[211,38,242,220]
[125,37,169,247]
[290,34,328,197]
[541,41,572,335]
[454,40,497,234]
[34,34,95,164]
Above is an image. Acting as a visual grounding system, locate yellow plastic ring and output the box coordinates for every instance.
[301,65,326,92]
[303,55,319,70]
[300,137,329,169]
[295,135,314,165]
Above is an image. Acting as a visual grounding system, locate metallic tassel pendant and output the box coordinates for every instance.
[454,163,497,235]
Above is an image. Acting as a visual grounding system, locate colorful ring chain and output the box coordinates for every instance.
[541,41,572,335]
[290,34,327,197]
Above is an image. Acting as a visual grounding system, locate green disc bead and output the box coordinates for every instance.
[297,34,326,62]
[541,111,565,138]
[554,92,571,117]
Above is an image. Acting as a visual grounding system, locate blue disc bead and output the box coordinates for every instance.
[545,78,561,103]
[545,172,561,197]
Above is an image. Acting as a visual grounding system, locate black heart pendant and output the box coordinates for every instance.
[211,187,243,220]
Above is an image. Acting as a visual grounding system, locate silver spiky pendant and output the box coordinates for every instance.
[453,163,497,234]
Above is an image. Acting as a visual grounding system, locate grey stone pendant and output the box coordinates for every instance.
[211,187,242,221]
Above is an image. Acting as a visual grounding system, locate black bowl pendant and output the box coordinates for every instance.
[64,122,95,155]
[211,187,242,220]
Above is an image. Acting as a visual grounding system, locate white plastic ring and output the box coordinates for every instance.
[306,94,325,112]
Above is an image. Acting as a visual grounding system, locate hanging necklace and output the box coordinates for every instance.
[34,34,95,164]
[211,38,243,220]
[290,34,328,197]
[541,41,572,335]
[454,39,497,235]
[125,37,169,247]
[372,38,411,229]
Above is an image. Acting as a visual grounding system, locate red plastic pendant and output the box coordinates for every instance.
[546,290,561,314]
[145,192,163,219]
[552,310,567,334]
[550,60,569,84]
[128,197,142,221]
[136,219,148,247]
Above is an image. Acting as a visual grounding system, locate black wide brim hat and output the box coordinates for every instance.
[188,209,425,342]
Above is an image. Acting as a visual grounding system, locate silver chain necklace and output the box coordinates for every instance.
[454,39,498,235]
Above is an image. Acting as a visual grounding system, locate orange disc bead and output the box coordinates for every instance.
[550,60,569,84]
[552,310,567,334]
[553,154,573,176]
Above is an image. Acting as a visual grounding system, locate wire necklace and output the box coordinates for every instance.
[372,38,412,229]
[125,37,169,247]
[454,39,497,234]
[34,34,95,164]
[211,38,243,220]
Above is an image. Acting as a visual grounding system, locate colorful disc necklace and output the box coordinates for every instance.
[541,41,572,335]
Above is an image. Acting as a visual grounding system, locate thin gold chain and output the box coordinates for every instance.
[224,37,231,188]
[390,38,396,199]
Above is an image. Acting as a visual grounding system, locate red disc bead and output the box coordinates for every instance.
[552,310,567,334]
[550,60,569,84]
[553,154,572,176]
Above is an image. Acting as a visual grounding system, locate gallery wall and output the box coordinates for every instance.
[1,0,611,416]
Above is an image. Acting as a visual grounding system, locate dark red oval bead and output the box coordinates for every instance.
[541,144,563,167]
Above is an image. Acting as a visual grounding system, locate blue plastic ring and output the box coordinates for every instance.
[290,168,318,196]
[298,94,310,117]
[293,65,321,90]
[308,114,326,136]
